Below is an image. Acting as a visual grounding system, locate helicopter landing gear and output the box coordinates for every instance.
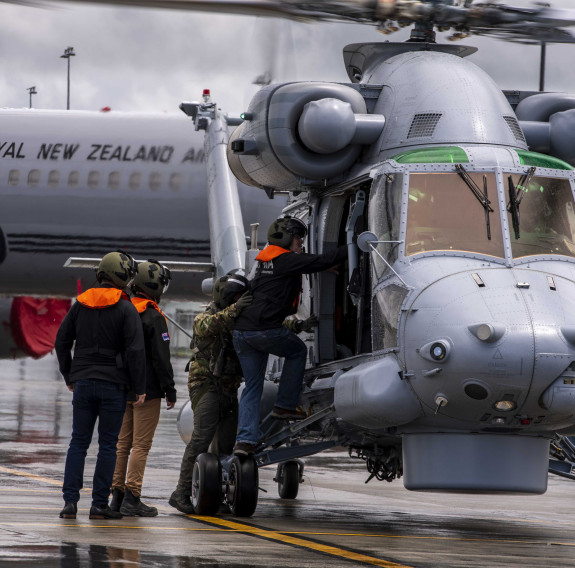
[226,455,259,517]
[275,460,303,499]
[191,453,222,515]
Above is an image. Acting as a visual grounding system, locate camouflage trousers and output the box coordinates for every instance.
[175,382,238,495]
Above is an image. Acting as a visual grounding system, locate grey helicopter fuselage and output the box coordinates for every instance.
[227,42,575,493]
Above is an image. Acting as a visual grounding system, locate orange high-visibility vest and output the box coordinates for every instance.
[131,297,168,327]
[77,288,129,309]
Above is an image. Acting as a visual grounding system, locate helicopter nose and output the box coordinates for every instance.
[403,265,575,428]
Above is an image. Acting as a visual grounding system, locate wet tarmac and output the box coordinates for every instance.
[1,354,575,568]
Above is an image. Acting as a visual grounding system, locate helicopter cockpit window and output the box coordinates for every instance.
[406,172,504,258]
[506,174,575,259]
[368,173,403,280]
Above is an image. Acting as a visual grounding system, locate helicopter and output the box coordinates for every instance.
[37,0,575,516]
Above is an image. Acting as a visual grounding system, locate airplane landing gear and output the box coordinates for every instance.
[275,460,303,499]
[191,453,222,515]
[226,455,259,517]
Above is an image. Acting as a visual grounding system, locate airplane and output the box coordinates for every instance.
[12,0,575,517]
[0,105,285,358]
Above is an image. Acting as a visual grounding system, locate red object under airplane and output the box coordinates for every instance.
[10,297,71,358]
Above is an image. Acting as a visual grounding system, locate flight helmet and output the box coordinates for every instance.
[131,259,172,301]
[96,250,138,288]
[267,215,307,248]
[213,272,249,309]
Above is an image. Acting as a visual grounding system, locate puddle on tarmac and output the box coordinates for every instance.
[0,543,262,568]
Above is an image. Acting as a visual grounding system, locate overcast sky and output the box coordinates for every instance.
[0,0,574,115]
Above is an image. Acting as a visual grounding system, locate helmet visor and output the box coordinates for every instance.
[287,219,307,239]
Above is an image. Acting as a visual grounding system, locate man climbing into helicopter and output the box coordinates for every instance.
[232,215,348,456]
[169,272,253,514]
[110,260,177,518]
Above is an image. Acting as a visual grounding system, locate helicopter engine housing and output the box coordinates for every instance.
[227,82,385,190]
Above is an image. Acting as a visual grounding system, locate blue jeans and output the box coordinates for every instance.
[62,379,127,506]
[233,327,307,445]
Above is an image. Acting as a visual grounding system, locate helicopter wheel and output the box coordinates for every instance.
[277,460,300,499]
[191,453,222,516]
[227,455,258,517]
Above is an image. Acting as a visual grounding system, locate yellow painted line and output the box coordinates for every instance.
[0,465,62,486]
[198,516,411,568]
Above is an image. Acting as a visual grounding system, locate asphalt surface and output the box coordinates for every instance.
[1,354,575,568]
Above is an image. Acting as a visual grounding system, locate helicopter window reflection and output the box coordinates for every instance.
[506,175,575,259]
[405,172,504,258]
[368,173,403,280]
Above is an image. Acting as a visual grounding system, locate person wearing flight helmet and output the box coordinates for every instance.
[110,260,177,518]
[169,272,252,514]
[55,250,146,520]
[232,215,348,456]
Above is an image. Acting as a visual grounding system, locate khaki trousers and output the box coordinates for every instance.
[112,398,161,497]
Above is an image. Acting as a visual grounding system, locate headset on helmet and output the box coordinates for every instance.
[96,250,138,288]
[213,272,249,310]
[267,215,308,248]
[131,259,172,301]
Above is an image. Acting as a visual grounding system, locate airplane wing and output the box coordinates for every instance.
[63,257,214,273]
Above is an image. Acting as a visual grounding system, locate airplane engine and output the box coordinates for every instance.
[0,297,70,359]
[227,82,385,191]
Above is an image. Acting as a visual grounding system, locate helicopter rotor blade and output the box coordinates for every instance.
[6,1,575,44]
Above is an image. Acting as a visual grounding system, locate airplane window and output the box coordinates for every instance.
[506,174,575,259]
[68,171,80,188]
[108,171,120,190]
[149,172,161,191]
[8,170,20,186]
[368,173,403,280]
[27,169,40,187]
[88,171,100,189]
[169,173,181,191]
[48,170,60,188]
[405,172,504,258]
[129,172,141,190]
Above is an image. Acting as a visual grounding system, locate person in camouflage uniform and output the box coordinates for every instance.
[169,273,252,514]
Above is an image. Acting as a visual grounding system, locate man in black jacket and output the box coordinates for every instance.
[110,260,177,517]
[233,216,348,455]
[55,251,146,520]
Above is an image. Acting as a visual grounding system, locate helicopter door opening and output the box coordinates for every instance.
[315,186,371,364]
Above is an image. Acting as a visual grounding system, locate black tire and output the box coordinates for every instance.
[227,455,258,517]
[278,461,300,499]
[191,453,222,516]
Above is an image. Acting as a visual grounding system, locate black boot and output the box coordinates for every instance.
[89,504,123,520]
[59,502,77,519]
[110,488,124,512]
[168,490,195,514]
[120,489,158,517]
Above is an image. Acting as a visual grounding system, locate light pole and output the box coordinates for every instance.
[27,86,37,109]
[60,46,75,110]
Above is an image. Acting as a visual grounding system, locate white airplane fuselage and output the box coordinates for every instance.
[0,109,281,301]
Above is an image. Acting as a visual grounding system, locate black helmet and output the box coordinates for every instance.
[131,259,172,301]
[213,272,249,309]
[267,215,307,248]
[96,250,138,288]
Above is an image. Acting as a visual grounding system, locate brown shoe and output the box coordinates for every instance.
[270,406,306,420]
